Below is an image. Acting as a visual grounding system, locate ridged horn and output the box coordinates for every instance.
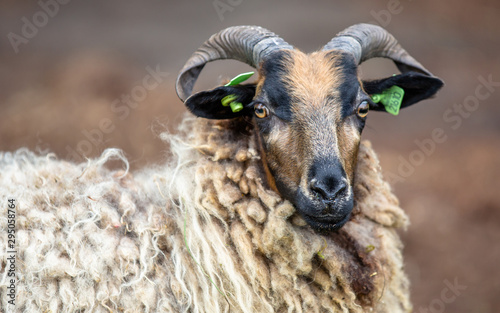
[323,23,432,75]
[176,26,293,101]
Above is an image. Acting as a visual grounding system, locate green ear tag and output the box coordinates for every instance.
[370,85,405,116]
[221,72,254,113]
[229,102,243,112]
[221,94,244,113]
[224,71,255,86]
[221,94,238,107]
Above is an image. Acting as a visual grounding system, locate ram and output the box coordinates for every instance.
[0,24,442,312]
[177,23,442,231]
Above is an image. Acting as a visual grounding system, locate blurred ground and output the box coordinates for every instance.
[1,0,499,312]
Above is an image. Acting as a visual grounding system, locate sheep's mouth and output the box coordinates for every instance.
[300,211,351,232]
[293,189,354,231]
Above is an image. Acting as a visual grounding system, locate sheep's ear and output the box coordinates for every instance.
[362,72,443,113]
[184,84,256,119]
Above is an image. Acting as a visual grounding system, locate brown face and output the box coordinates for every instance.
[251,50,370,230]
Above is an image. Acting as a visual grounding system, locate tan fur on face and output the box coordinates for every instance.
[259,50,361,194]
[286,51,342,111]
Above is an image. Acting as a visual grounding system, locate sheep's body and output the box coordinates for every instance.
[0,116,410,312]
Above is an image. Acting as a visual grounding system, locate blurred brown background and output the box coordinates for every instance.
[1,0,499,312]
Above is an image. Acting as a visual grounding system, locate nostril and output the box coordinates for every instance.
[335,184,347,198]
[309,178,327,199]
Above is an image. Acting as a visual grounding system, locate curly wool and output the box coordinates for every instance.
[0,116,410,312]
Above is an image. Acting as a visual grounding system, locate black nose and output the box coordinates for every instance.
[309,177,347,202]
[308,159,349,204]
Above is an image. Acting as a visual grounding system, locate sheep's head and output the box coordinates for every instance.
[176,24,443,231]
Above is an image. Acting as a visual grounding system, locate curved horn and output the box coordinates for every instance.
[176,26,293,101]
[323,23,432,76]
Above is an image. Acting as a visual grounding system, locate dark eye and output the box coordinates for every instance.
[357,101,369,118]
[254,103,269,118]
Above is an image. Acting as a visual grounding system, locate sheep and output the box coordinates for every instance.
[0,23,443,312]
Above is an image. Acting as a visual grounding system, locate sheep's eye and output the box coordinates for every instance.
[357,101,369,118]
[254,103,269,118]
